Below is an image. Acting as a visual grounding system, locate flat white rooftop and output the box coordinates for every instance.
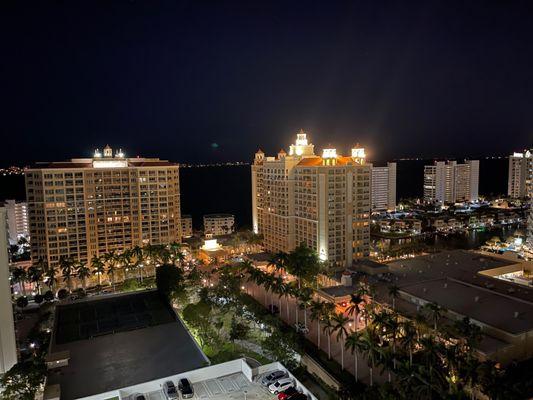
[75,359,317,400]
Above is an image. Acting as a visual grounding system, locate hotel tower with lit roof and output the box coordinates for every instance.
[25,145,180,267]
[251,131,371,268]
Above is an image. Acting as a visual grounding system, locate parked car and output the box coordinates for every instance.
[278,386,299,400]
[268,378,293,394]
[162,380,178,399]
[178,378,194,399]
[268,304,280,314]
[261,370,287,386]
[294,323,309,334]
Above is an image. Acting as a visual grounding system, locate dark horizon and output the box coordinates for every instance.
[1,1,532,165]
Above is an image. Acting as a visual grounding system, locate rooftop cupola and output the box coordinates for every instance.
[322,148,337,165]
[103,145,113,158]
[351,143,366,165]
[254,149,265,164]
[289,129,315,157]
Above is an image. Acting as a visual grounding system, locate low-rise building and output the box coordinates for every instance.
[384,250,533,363]
[203,214,235,236]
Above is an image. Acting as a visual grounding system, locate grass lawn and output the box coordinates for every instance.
[204,342,272,365]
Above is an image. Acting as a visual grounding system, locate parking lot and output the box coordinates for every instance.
[129,372,278,400]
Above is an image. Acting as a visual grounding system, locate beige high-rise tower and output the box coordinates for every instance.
[25,146,181,267]
[251,131,371,268]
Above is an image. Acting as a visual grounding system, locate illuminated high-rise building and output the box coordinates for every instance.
[423,160,479,203]
[509,149,533,251]
[371,162,396,212]
[252,131,371,267]
[4,199,29,244]
[25,145,181,267]
[508,150,532,199]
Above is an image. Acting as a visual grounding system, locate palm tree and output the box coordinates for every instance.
[91,255,105,287]
[104,251,118,292]
[271,275,285,311]
[273,276,286,314]
[262,273,274,306]
[11,267,27,295]
[169,241,183,265]
[400,320,417,366]
[130,245,144,276]
[286,243,320,289]
[424,302,444,330]
[298,287,313,328]
[59,256,75,292]
[361,328,381,386]
[44,264,58,292]
[268,251,288,274]
[27,262,44,294]
[120,249,132,281]
[277,280,291,319]
[413,312,428,340]
[76,262,91,290]
[419,335,440,394]
[310,300,324,347]
[332,312,350,370]
[321,315,334,359]
[346,293,363,329]
[388,284,400,310]
[345,331,365,382]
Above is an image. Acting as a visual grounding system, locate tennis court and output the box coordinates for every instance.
[55,290,174,344]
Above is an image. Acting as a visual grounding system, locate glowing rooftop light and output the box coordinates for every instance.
[322,148,337,159]
[295,133,308,146]
[351,147,366,159]
[94,149,102,158]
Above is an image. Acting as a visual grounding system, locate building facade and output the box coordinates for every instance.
[0,208,18,374]
[203,214,235,236]
[370,162,396,212]
[25,146,181,267]
[508,150,532,199]
[423,160,479,203]
[181,214,193,238]
[252,131,371,267]
[4,199,29,244]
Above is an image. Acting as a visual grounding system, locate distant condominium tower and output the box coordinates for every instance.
[508,149,532,198]
[371,162,396,212]
[4,199,29,244]
[25,145,181,267]
[423,160,479,203]
[251,131,371,267]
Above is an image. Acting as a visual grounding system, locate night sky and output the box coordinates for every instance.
[1,0,532,165]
